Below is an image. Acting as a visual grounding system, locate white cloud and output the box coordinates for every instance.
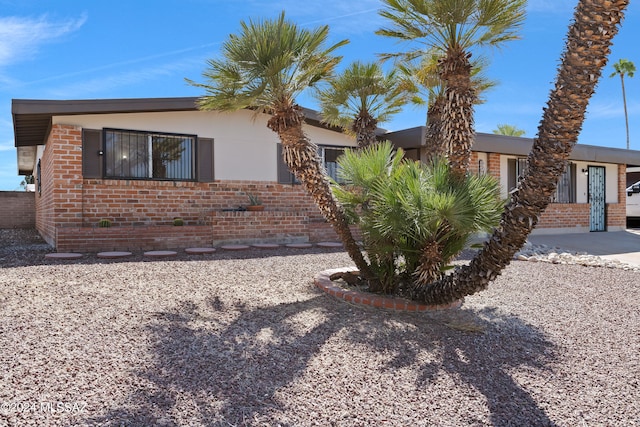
[586,100,640,119]
[44,58,201,98]
[242,0,383,35]
[0,14,86,67]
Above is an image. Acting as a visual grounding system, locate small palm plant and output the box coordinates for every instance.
[247,193,262,206]
[333,142,503,294]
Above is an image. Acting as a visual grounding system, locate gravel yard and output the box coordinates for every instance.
[1,229,639,426]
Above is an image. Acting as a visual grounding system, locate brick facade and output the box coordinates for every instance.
[37,124,339,251]
[35,124,628,252]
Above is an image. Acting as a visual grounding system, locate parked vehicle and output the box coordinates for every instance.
[627,180,640,219]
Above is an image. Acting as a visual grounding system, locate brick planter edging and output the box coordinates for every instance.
[314,267,463,312]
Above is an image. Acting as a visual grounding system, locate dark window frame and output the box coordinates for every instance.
[102,128,197,182]
[507,156,576,203]
[276,143,350,184]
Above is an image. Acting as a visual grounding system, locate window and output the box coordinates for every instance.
[36,159,41,196]
[507,157,528,191]
[320,146,345,183]
[507,157,576,203]
[104,129,195,180]
[552,163,576,203]
[276,144,347,184]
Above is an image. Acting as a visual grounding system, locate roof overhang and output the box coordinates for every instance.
[384,126,640,167]
[12,97,361,175]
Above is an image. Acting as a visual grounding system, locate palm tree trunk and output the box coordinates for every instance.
[352,110,379,148]
[439,49,475,179]
[620,74,630,149]
[410,0,629,305]
[422,93,446,164]
[267,104,375,284]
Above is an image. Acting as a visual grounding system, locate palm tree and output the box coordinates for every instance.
[377,0,526,178]
[411,0,630,305]
[493,124,526,137]
[333,142,502,293]
[609,58,636,149]
[397,52,496,164]
[316,61,409,148]
[187,12,373,280]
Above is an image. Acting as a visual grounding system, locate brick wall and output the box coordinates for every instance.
[211,211,310,244]
[0,191,35,228]
[606,164,627,229]
[536,203,591,229]
[80,179,320,227]
[487,153,501,178]
[35,125,84,246]
[56,225,212,252]
[37,124,629,252]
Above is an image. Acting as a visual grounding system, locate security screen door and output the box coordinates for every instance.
[588,166,606,232]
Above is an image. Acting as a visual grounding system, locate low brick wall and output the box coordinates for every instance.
[536,202,626,231]
[0,191,35,229]
[55,225,212,252]
[53,211,357,252]
[211,211,310,244]
[536,203,591,230]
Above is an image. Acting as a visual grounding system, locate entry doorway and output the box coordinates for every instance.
[588,166,606,232]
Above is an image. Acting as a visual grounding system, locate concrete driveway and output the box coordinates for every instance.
[528,229,640,267]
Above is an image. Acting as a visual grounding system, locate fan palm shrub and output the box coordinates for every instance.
[333,142,503,294]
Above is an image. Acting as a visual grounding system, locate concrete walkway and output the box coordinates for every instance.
[528,229,640,267]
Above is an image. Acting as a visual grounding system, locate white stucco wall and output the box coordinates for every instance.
[52,110,357,181]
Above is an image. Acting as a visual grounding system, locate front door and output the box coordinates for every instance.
[588,166,606,232]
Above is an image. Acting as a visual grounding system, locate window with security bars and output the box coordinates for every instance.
[508,157,575,203]
[104,129,195,180]
[552,163,576,203]
[277,144,346,184]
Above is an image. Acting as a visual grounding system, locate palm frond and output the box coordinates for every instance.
[187,11,348,113]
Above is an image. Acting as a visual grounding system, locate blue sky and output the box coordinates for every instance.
[0,0,638,190]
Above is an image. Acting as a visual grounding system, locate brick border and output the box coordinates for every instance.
[314,267,463,312]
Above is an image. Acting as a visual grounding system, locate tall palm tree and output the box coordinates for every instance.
[398,52,496,164]
[610,58,636,149]
[377,0,526,178]
[317,61,410,148]
[493,124,526,137]
[187,12,373,280]
[411,0,630,305]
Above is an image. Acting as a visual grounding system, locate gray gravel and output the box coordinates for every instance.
[1,229,639,426]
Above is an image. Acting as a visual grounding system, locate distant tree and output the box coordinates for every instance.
[493,124,526,137]
[609,58,636,149]
[19,175,34,191]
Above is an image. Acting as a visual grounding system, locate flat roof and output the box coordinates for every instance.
[11,97,339,174]
[385,126,640,167]
[12,98,640,174]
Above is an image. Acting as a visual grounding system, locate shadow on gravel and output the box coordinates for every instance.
[348,307,558,426]
[82,293,557,426]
